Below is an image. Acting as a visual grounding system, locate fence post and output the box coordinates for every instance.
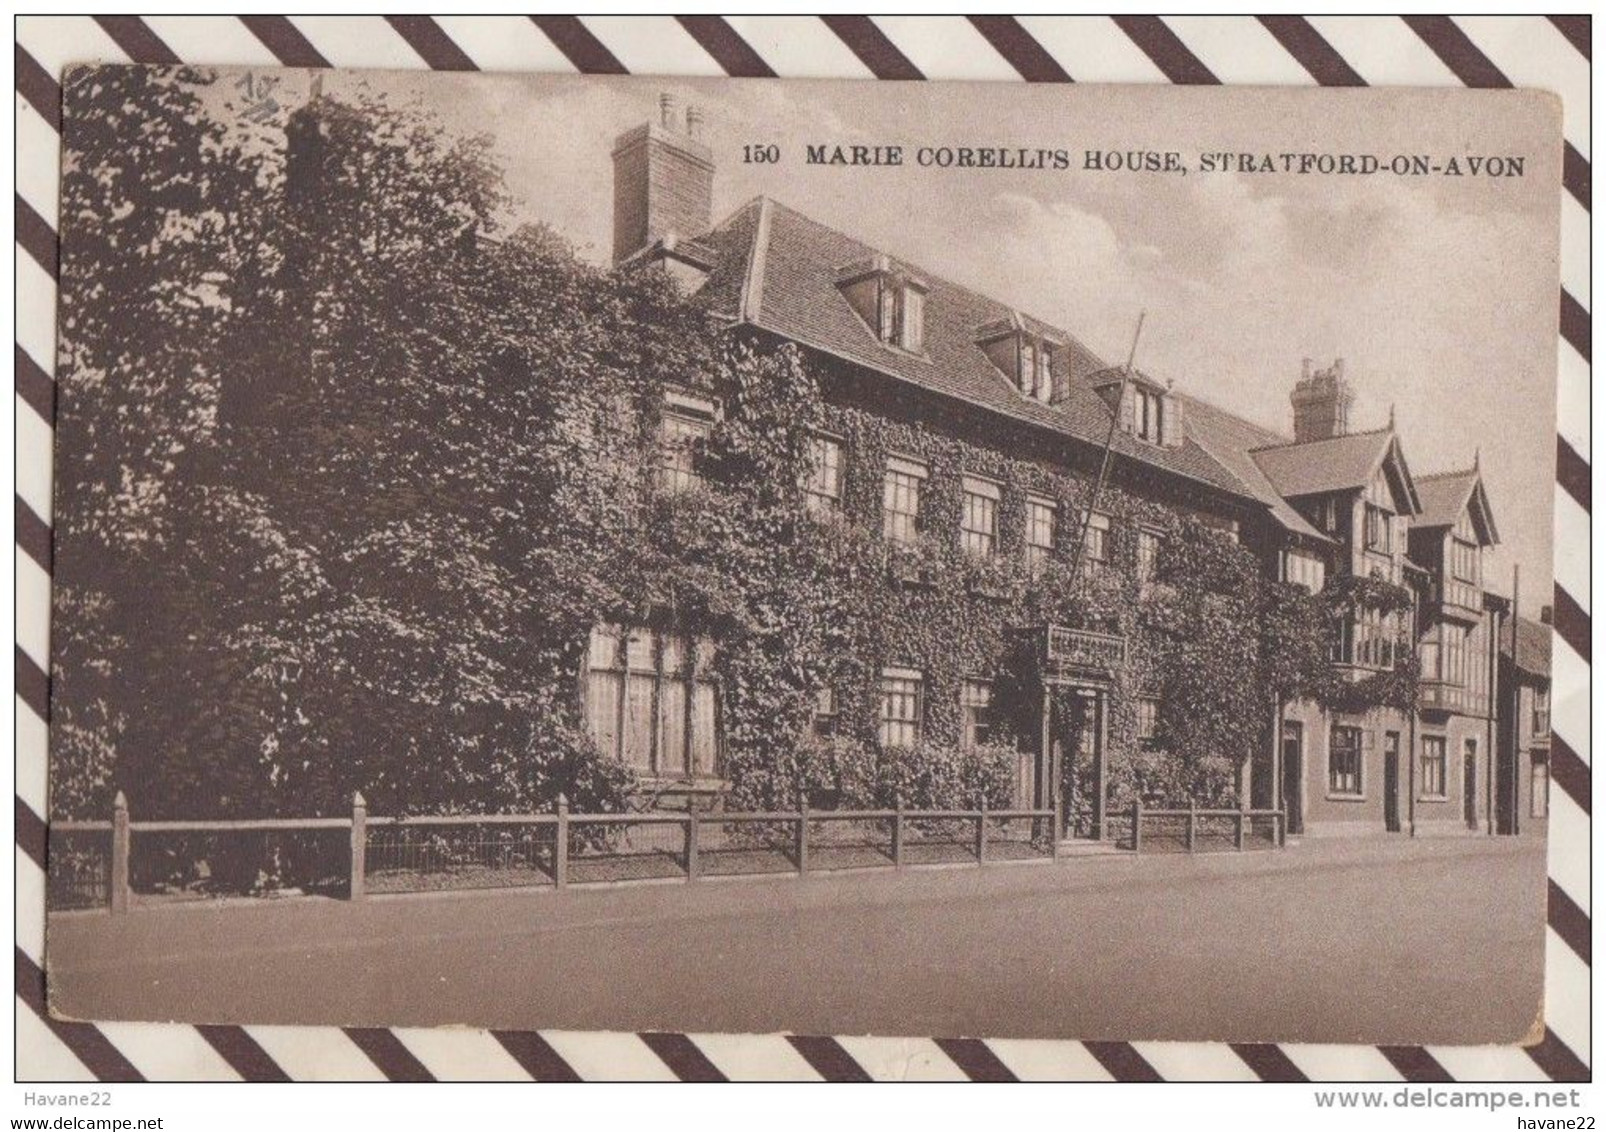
[892,800,905,868]
[554,794,569,890]
[685,811,700,882]
[1186,802,1196,853]
[796,802,809,876]
[349,791,367,902]
[110,791,130,915]
[1235,809,1246,851]
[975,796,988,865]
[1278,807,1287,848]
[1052,790,1064,859]
[1131,800,1142,854]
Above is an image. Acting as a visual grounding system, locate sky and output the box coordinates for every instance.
[239,68,1563,599]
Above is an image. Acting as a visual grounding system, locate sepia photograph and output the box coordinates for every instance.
[42,63,1563,1048]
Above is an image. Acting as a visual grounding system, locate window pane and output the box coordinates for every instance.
[883,469,921,543]
[692,680,719,775]
[624,672,656,770]
[585,669,621,760]
[658,679,687,775]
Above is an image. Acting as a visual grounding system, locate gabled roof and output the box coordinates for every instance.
[1502,615,1552,679]
[1414,467,1500,544]
[1249,427,1422,514]
[1178,394,1329,542]
[692,197,1252,500]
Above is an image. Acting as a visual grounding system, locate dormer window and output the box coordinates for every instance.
[977,318,1058,402]
[1134,385,1162,443]
[838,257,926,352]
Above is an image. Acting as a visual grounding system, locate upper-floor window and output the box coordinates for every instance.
[1136,527,1162,585]
[882,455,927,545]
[1364,502,1393,554]
[803,434,843,514]
[879,667,923,748]
[1015,340,1054,401]
[1080,510,1111,574]
[1283,549,1327,593]
[1134,386,1163,444]
[960,476,1001,557]
[1532,687,1551,737]
[1026,495,1057,569]
[960,679,993,747]
[1443,624,1467,685]
[659,410,713,493]
[841,260,926,353]
[1449,536,1479,583]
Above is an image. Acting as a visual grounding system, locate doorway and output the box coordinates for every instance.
[1280,721,1303,836]
[1383,732,1401,833]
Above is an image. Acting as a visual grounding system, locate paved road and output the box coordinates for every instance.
[47,836,1546,1044]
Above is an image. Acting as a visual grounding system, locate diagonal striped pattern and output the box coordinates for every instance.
[14,14,1589,1082]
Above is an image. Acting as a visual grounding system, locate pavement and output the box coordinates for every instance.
[46,835,1547,1044]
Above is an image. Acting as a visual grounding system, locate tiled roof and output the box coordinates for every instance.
[1414,469,1477,528]
[1177,395,1328,541]
[1249,427,1409,503]
[1502,615,1552,678]
[1413,467,1498,543]
[700,198,1253,500]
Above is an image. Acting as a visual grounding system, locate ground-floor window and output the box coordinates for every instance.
[813,687,837,738]
[585,625,719,777]
[1329,725,1362,795]
[880,667,923,747]
[1531,758,1550,818]
[960,679,993,747]
[1420,735,1447,798]
[1136,695,1161,749]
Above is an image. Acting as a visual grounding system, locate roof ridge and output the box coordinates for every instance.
[761,198,1113,370]
[1245,424,1392,455]
[1415,466,1478,482]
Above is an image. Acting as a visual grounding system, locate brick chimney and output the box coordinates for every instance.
[1290,356,1354,443]
[611,94,714,264]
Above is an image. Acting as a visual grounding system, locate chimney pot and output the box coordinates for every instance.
[686,104,704,141]
[659,92,678,131]
[1540,604,1554,625]
[611,103,715,264]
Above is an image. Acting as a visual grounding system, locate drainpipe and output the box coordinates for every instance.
[1408,709,1418,838]
[1485,601,1496,835]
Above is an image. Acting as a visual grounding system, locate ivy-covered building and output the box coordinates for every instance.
[596,100,1521,840]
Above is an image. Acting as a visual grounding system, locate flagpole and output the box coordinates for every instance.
[1069,312,1145,585]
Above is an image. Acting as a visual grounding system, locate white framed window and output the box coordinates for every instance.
[1531,759,1549,818]
[1026,495,1057,568]
[1450,536,1479,582]
[960,680,993,748]
[1282,549,1326,593]
[961,475,1001,557]
[879,667,923,748]
[882,455,927,545]
[804,433,843,513]
[1035,344,1054,401]
[585,625,719,777]
[1420,735,1447,798]
[1136,527,1162,585]
[1080,510,1111,573]
[659,410,712,493]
